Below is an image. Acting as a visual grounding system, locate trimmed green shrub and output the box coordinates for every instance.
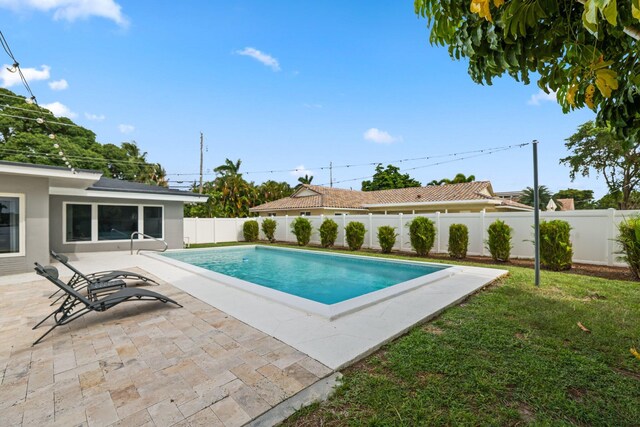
[616,215,640,279]
[486,220,512,262]
[409,217,436,256]
[319,218,339,248]
[291,217,312,246]
[243,220,259,242]
[261,218,277,243]
[345,221,366,251]
[539,220,573,271]
[448,224,468,259]
[377,226,397,254]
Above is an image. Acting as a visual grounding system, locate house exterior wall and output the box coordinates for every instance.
[50,195,184,253]
[0,175,49,275]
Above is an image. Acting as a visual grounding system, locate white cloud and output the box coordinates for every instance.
[363,128,402,144]
[84,112,105,121]
[236,47,280,71]
[290,165,313,178]
[0,64,50,88]
[118,124,135,134]
[41,101,77,118]
[528,89,557,106]
[48,79,68,91]
[0,0,129,26]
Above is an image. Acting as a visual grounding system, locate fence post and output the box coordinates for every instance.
[436,211,441,253]
[235,217,239,242]
[481,209,487,256]
[399,213,404,251]
[368,213,373,249]
[213,217,217,244]
[194,217,199,244]
[285,215,289,243]
[342,214,347,248]
[607,208,616,266]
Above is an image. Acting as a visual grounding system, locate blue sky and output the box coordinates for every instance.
[0,1,606,197]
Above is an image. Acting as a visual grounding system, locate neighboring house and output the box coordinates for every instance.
[556,198,575,211]
[0,161,207,275]
[494,190,524,202]
[250,182,533,217]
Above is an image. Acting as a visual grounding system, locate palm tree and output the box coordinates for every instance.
[520,186,553,210]
[297,174,313,185]
[214,158,242,177]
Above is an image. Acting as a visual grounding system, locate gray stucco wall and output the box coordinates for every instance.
[0,175,49,275]
[50,195,184,253]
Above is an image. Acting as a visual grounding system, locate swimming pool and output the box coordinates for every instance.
[160,246,459,319]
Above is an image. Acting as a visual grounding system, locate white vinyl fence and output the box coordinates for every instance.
[183,209,640,267]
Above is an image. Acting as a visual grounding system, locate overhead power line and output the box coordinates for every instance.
[0,30,77,173]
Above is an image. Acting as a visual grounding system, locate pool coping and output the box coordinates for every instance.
[153,245,464,320]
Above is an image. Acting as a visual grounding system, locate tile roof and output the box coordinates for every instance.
[556,198,575,211]
[250,182,533,211]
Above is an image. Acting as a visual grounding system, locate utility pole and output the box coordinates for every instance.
[199,132,204,194]
[329,161,333,188]
[533,140,540,287]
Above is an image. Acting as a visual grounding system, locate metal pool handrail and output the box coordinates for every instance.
[130,232,168,255]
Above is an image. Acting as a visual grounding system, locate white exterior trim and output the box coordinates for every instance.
[63,201,165,244]
[51,187,207,203]
[0,192,26,258]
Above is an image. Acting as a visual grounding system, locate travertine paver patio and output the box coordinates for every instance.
[0,269,332,427]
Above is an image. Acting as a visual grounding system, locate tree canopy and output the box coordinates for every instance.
[561,121,640,209]
[427,173,476,186]
[361,164,422,191]
[0,88,167,185]
[414,0,640,136]
[553,188,596,209]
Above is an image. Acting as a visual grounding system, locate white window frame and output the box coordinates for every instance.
[0,192,25,258]
[63,202,164,244]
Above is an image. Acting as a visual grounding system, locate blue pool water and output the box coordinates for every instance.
[162,246,448,305]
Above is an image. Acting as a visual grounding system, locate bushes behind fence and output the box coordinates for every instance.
[448,224,468,259]
[243,220,259,242]
[345,221,366,251]
[377,226,397,254]
[319,218,339,248]
[617,215,640,279]
[409,217,436,256]
[261,218,277,243]
[486,220,512,262]
[291,217,312,246]
[540,220,573,271]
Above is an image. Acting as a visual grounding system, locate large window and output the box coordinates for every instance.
[66,204,92,242]
[63,203,163,243]
[98,205,139,241]
[0,193,24,256]
[143,206,162,238]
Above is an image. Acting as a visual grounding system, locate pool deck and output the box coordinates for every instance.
[0,249,506,426]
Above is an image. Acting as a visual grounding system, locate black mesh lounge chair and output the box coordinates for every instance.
[51,250,160,287]
[32,263,182,345]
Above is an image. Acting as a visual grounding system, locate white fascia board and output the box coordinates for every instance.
[494,205,533,212]
[49,187,208,203]
[0,164,101,181]
[362,199,502,208]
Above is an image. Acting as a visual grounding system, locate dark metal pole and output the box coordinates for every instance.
[533,140,540,287]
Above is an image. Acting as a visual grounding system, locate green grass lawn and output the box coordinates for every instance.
[261,246,640,426]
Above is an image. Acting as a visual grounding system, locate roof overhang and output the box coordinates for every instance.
[363,199,503,209]
[495,205,534,212]
[0,162,102,189]
[249,206,368,212]
[49,187,209,203]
